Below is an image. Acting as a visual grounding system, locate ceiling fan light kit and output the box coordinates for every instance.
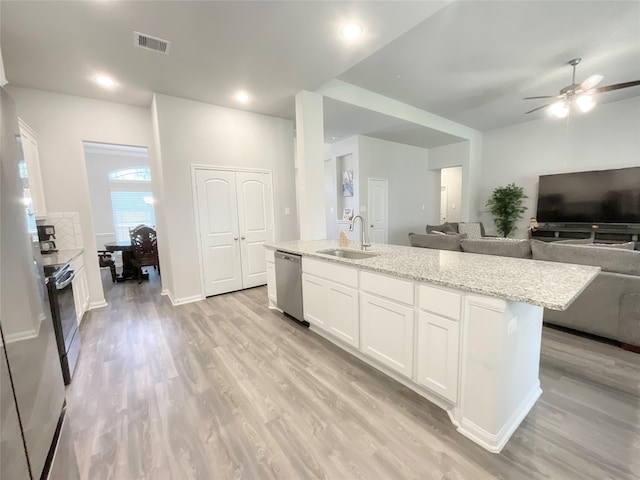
[524,57,640,119]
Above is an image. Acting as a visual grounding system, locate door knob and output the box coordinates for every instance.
[370,225,374,228]
[241,236,246,240]
[234,236,239,240]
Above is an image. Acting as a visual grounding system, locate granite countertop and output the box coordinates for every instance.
[40,248,84,268]
[265,240,600,311]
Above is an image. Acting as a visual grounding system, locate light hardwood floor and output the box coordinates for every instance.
[65,270,640,480]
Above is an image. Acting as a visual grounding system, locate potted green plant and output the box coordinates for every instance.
[486,183,528,237]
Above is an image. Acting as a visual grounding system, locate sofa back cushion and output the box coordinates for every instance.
[461,239,532,258]
[531,239,640,275]
[426,222,458,234]
[458,222,484,239]
[409,233,466,251]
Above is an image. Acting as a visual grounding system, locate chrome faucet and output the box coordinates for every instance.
[349,215,370,250]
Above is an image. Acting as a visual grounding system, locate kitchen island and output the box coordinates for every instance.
[265,240,600,453]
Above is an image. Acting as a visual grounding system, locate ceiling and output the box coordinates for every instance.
[2,1,639,147]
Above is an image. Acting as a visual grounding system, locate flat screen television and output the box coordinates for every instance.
[536,166,640,224]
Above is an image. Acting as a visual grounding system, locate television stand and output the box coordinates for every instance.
[531,224,640,248]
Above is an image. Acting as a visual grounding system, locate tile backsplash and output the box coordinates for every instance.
[41,212,83,250]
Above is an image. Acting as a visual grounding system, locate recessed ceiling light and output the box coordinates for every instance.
[234,91,250,104]
[95,75,116,88]
[341,23,362,40]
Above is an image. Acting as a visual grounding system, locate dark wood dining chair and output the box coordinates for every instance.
[129,226,160,283]
[97,250,117,283]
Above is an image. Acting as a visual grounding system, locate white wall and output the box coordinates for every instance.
[318,80,483,222]
[480,97,640,237]
[358,135,437,246]
[7,86,155,307]
[153,94,296,303]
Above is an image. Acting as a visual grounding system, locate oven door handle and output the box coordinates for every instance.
[56,271,76,290]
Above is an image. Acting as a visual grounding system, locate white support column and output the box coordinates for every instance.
[295,90,326,240]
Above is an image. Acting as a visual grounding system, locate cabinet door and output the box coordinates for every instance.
[360,293,414,378]
[326,280,359,348]
[80,268,90,318]
[416,311,459,402]
[302,274,326,328]
[266,261,277,308]
[71,270,83,325]
[18,121,47,219]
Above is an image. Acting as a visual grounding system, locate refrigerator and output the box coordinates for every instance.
[0,86,80,479]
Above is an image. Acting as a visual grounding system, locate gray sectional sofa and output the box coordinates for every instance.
[408,232,640,350]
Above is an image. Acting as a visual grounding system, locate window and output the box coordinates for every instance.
[110,191,156,241]
[108,167,151,182]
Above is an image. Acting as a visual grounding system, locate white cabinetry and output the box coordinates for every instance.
[415,284,461,402]
[70,254,89,325]
[265,249,277,309]
[18,119,47,219]
[359,271,415,378]
[302,258,359,348]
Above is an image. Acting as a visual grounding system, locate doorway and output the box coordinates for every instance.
[83,142,156,285]
[193,167,275,297]
[368,178,388,244]
[440,166,462,223]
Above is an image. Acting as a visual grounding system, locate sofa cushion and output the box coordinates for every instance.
[458,222,483,239]
[531,239,640,275]
[460,238,532,258]
[409,233,467,251]
[426,222,458,234]
[551,238,635,250]
[554,238,593,245]
[592,241,636,250]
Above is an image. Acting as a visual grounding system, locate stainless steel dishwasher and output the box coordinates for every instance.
[274,251,306,324]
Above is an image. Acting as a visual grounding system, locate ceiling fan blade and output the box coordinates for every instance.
[580,74,603,91]
[523,95,556,100]
[593,80,640,93]
[525,103,551,114]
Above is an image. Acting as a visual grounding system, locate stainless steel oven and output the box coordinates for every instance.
[48,264,81,385]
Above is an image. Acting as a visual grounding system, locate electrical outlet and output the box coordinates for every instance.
[284,207,290,215]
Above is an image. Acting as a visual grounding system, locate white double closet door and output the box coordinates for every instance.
[195,168,274,297]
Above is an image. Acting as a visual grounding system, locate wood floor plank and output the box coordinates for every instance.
[63,271,640,480]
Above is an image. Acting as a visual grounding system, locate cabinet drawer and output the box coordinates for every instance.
[418,284,461,321]
[302,258,358,288]
[360,271,414,305]
[265,248,275,263]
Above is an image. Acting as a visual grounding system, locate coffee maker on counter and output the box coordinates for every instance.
[37,225,58,253]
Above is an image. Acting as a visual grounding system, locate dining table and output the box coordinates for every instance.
[103,240,147,282]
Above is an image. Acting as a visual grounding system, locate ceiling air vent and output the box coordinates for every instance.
[133,32,170,55]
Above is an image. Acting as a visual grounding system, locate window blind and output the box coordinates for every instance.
[110,191,156,242]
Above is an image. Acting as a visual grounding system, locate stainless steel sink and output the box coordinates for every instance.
[317,249,378,259]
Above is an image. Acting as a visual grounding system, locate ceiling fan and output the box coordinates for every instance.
[524,57,640,117]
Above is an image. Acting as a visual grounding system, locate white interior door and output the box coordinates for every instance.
[440,186,448,223]
[236,172,273,289]
[196,169,242,296]
[368,178,388,244]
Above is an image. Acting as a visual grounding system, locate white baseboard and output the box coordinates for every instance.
[89,300,108,310]
[457,382,542,453]
[161,289,203,306]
